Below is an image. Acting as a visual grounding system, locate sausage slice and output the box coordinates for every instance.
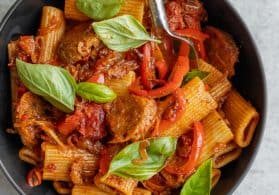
[205,26,239,77]
[105,95,157,143]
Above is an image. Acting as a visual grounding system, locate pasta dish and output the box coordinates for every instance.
[7,0,259,194]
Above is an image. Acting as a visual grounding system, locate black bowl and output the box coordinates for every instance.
[0,0,267,194]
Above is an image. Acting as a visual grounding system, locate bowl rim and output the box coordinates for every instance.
[0,0,26,192]
[0,0,267,195]
[215,1,267,194]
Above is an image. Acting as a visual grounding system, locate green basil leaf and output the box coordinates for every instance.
[76,0,123,21]
[92,15,161,52]
[180,159,212,195]
[16,59,76,113]
[76,82,117,103]
[182,69,209,85]
[106,137,177,181]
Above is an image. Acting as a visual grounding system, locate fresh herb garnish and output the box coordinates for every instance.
[104,137,177,181]
[76,82,116,103]
[92,15,161,52]
[76,0,123,21]
[182,69,209,85]
[180,159,212,195]
[16,59,117,113]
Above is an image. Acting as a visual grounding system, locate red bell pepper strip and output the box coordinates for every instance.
[197,41,207,59]
[152,43,169,80]
[155,60,168,80]
[176,29,209,59]
[164,121,205,175]
[130,55,189,98]
[57,112,82,136]
[152,88,187,136]
[162,34,176,67]
[141,43,156,90]
[99,148,112,175]
[175,29,209,41]
[179,42,191,57]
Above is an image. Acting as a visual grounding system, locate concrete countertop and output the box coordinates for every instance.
[0,0,278,194]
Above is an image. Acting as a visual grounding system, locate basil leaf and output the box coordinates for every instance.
[92,15,161,52]
[180,159,212,195]
[16,59,76,113]
[76,82,117,103]
[182,69,209,85]
[105,137,177,181]
[76,0,123,21]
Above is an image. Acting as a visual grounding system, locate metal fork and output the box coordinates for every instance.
[149,0,199,64]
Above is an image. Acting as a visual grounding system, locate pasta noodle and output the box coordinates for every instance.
[223,90,259,147]
[72,185,109,195]
[211,169,221,188]
[199,59,232,102]
[18,147,41,165]
[8,42,18,124]
[158,77,217,137]
[64,0,90,21]
[198,111,234,164]
[53,181,72,194]
[118,0,145,23]
[35,121,66,149]
[94,173,138,195]
[42,144,99,181]
[72,185,151,195]
[212,141,242,168]
[142,174,171,193]
[64,0,145,23]
[105,71,136,96]
[37,6,65,63]
[133,188,152,195]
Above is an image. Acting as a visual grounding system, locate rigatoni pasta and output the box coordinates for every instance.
[118,0,145,23]
[18,147,41,165]
[8,42,19,123]
[64,0,90,21]
[211,169,221,188]
[223,90,259,147]
[37,6,65,63]
[72,185,110,195]
[198,110,234,164]
[72,185,151,195]
[199,59,232,102]
[43,144,99,181]
[94,173,138,195]
[64,0,145,22]
[158,77,217,137]
[133,188,152,195]
[212,141,242,168]
[53,181,72,194]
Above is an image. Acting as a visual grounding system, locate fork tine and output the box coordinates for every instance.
[148,0,200,67]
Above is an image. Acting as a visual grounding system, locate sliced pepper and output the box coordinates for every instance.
[155,88,187,135]
[175,29,209,59]
[155,60,168,80]
[141,42,156,90]
[130,55,189,98]
[175,29,209,41]
[164,121,205,175]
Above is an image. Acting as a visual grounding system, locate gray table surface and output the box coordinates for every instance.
[0,0,278,194]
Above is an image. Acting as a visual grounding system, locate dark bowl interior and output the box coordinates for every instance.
[0,0,266,194]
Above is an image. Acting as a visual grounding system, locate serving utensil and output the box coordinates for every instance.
[148,0,199,63]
